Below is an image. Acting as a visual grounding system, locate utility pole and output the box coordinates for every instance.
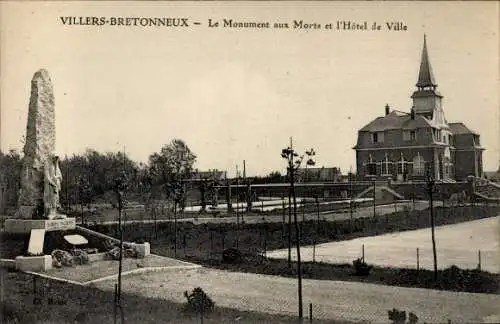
[349,166,353,230]
[65,154,69,212]
[287,138,293,268]
[235,165,239,248]
[243,160,250,217]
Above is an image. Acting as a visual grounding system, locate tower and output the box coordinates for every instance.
[411,35,446,126]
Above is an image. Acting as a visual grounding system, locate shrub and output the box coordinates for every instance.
[388,308,419,324]
[183,287,215,314]
[0,301,18,322]
[353,258,372,276]
[222,248,242,264]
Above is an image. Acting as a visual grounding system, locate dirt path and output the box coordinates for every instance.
[92,267,500,323]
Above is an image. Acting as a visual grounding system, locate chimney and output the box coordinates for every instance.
[411,106,415,120]
[385,104,390,116]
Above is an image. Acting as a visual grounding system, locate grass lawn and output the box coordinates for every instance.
[0,269,347,324]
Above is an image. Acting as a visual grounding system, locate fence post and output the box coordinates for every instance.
[478,250,482,271]
[313,241,316,263]
[302,199,305,222]
[309,303,313,323]
[416,248,419,271]
[183,233,187,255]
[282,201,286,240]
[362,244,365,262]
[200,294,204,324]
[210,231,213,256]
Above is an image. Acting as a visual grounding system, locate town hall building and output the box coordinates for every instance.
[353,36,484,182]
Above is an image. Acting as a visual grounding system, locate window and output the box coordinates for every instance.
[382,154,393,175]
[372,132,384,143]
[366,155,377,176]
[367,163,377,175]
[403,130,416,141]
[433,129,442,142]
[397,160,405,174]
[413,155,425,176]
[396,153,408,175]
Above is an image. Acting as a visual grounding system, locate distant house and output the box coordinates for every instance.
[296,167,342,182]
[484,170,500,183]
[190,169,226,181]
[353,36,484,182]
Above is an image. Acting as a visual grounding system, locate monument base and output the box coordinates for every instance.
[4,217,75,234]
[15,255,53,272]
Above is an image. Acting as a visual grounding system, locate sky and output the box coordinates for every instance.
[1,1,499,177]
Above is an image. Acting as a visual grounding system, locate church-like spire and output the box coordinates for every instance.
[416,35,437,89]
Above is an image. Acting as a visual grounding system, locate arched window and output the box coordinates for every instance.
[382,154,393,175]
[413,154,425,176]
[396,154,404,174]
[366,155,377,176]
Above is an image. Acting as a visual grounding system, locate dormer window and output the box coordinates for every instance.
[372,132,384,143]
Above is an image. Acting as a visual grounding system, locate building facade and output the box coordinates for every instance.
[353,36,484,182]
[296,167,342,182]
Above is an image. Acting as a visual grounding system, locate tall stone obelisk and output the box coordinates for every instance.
[5,69,74,233]
[17,69,56,219]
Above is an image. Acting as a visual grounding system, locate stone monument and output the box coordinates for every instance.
[5,69,75,234]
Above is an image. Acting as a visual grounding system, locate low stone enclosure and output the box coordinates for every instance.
[1,220,150,273]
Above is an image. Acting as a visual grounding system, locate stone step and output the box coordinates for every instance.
[27,229,46,255]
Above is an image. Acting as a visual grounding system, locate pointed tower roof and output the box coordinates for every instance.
[416,35,437,89]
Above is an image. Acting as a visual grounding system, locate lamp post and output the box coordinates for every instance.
[281,139,316,321]
[426,169,438,281]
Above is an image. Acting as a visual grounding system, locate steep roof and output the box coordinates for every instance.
[359,110,433,132]
[449,122,478,135]
[416,35,437,88]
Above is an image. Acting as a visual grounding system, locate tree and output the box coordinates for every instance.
[148,139,196,207]
[0,149,22,213]
[59,150,139,208]
[281,140,316,321]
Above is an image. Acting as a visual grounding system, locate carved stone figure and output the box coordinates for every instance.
[44,154,63,219]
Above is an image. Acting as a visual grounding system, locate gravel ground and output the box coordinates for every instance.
[92,267,500,323]
[267,216,500,273]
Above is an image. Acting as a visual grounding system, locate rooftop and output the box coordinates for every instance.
[449,122,478,135]
[359,110,433,132]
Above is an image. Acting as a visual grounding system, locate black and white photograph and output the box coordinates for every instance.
[0,1,499,323]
